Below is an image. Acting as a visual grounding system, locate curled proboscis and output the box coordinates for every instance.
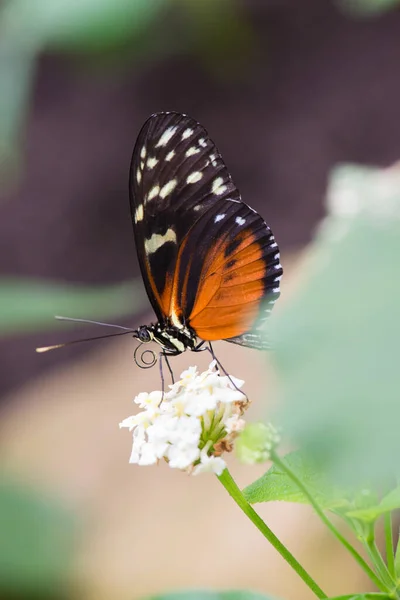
[134,344,157,369]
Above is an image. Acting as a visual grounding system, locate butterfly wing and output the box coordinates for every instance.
[129,112,239,321]
[129,112,282,347]
[167,195,282,346]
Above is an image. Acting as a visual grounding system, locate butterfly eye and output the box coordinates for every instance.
[138,327,152,343]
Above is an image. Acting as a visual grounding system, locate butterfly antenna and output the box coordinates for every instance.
[54,315,135,331]
[36,330,138,353]
[36,316,140,353]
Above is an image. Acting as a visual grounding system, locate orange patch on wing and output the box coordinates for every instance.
[160,271,175,316]
[144,258,174,320]
[191,295,263,340]
[188,231,267,340]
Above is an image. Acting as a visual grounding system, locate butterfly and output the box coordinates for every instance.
[129,112,282,360]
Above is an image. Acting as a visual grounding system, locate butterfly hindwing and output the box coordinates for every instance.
[169,198,281,342]
[129,112,282,349]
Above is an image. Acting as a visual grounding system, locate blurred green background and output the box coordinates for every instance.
[1,1,400,599]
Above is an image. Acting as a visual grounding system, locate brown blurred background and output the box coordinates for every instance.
[1,0,400,598]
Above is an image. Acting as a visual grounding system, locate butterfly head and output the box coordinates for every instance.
[134,325,154,344]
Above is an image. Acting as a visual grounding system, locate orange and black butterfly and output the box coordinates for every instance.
[36,112,282,364]
[129,112,282,358]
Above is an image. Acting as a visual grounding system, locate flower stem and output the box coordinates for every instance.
[394,526,400,578]
[270,452,386,593]
[364,537,398,596]
[217,468,327,599]
[384,512,396,578]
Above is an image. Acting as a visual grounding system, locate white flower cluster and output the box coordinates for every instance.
[119,361,248,475]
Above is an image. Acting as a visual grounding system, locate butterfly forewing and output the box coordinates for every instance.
[129,112,282,349]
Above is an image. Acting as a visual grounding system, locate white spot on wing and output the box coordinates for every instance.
[165,150,175,161]
[187,172,203,184]
[212,177,227,196]
[199,138,207,148]
[186,146,200,157]
[210,153,218,166]
[215,213,226,223]
[140,146,146,159]
[182,128,193,140]
[144,228,177,254]
[236,216,246,226]
[270,241,278,248]
[136,168,142,184]
[134,204,144,223]
[160,179,177,199]
[146,157,158,169]
[156,126,177,147]
[274,275,282,282]
[193,204,202,211]
[147,185,160,201]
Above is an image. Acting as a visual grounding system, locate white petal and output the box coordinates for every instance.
[169,416,202,446]
[193,455,226,476]
[176,391,218,417]
[138,443,159,466]
[119,415,137,430]
[167,444,200,469]
[129,427,146,463]
[179,366,198,382]
[134,392,151,407]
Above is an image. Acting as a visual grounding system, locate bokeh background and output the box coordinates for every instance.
[1,0,400,599]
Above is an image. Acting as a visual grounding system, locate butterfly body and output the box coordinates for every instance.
[136,322,199,355]
[130,112,282,355]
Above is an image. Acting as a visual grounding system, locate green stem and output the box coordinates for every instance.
[394,526,400,578]
[384,512,396,578]
[270,451,387,593]
[364,538,398,595]
[217,468,327,599]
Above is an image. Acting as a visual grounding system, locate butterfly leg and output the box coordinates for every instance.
[193,340,207,352]
[207,342,248,401]
[158,350,178,404]
[163,352,175,385]
[158,352,166,402]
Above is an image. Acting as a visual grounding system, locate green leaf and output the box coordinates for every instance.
[147,592,277,600]
[0,0,166,53]
[0,476,74,594]
[180,0,254,76]
[346,485,400,522]
[0,42,35,188]
[337,0,400,17]
[0,278,146,335]
[243,451,349,509]
[327,595,391,600]
[270,164,400,488]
